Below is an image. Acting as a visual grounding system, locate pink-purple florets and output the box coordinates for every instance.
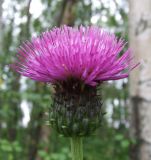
[13,25,138,86]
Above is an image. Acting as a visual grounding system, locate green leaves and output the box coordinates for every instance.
[38,147,71,160]
[0,139,22,160]
[115,134,130,148]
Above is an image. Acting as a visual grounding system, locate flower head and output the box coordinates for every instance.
[12,26,139,136]
[12,25,138,86]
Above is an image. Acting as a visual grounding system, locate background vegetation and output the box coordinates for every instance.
[0,0,134,159]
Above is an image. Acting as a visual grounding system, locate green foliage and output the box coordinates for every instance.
[38,147,71,160]
[0,139,22,160]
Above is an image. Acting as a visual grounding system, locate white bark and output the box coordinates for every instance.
[0,0,3,52]
[129,0,151,160]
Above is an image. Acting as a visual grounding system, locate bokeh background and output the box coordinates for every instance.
[0,0,150,160]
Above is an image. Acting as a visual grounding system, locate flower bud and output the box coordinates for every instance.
[49,80,103,137]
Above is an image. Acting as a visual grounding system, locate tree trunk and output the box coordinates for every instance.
[129,0,151,160]
[0,0,3,52]
[27,103,43,160]
[0,0,3,135]
[57,0,77,26]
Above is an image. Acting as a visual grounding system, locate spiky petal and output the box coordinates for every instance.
[12,25,138,86]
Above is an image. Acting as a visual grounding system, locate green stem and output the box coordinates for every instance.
[70,137,83,160]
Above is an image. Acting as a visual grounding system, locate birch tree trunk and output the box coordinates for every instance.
[129,0,151,160]
[0,0,3,52]
[0,0,3,135]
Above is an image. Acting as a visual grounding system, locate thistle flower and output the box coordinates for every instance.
[12,25,138,137]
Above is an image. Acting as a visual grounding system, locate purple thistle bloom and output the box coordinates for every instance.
[12,25,138,86]
[11,25,139,137]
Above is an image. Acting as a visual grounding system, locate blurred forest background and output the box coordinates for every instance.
[0,0,150,160]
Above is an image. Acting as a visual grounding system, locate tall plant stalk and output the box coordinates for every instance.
[70,137,83,160]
